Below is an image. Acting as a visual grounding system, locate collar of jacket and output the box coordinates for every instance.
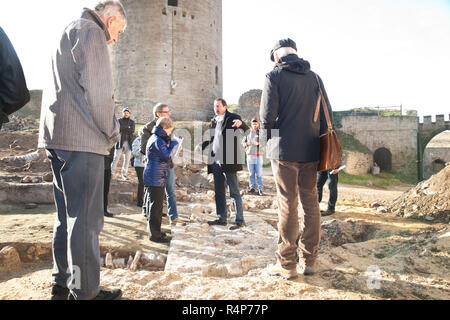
[152,126,171,144]
[81,8,111,42]
[212,110,232,129]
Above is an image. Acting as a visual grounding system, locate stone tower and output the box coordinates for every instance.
[110,0,223,123]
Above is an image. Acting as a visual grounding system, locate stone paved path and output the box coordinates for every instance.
[165,211,278,277]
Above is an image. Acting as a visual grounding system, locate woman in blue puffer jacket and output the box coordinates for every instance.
[144,117,179,243]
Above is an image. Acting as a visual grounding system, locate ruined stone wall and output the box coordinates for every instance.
[110,0,222,123]
[340,115,418,178]
[343,151,372,175]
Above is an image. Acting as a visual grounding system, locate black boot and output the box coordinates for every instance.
[51,284,69,300]
[104,211,114,218]
[321,208,335,216]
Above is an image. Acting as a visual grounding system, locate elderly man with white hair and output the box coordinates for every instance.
[39,1,127,300]
[260,38,333,280]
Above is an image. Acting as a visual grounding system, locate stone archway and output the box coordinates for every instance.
[432,159,446,174]
[373,148,392,172]
[422,130,450,179]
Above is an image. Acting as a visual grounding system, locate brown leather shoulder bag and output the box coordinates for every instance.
[313,74,342,171]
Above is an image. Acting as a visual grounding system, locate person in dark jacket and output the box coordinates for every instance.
[260,38,333,280]
[143,117,179,243]
[196,98,249,230]
[103,147,115,217]
[140,103,179,224]
[0,27,30,130]
[111,107,135,180]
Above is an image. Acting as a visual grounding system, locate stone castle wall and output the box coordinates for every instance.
[343,151,373,175]
[423,147,450,179]
[340,115,418,178]
[110,0,222,123]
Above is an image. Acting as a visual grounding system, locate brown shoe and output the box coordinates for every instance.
[171,218,179,225]
[304,261,316,276]
[267,262,298,280]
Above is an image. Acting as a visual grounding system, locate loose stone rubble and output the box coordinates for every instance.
[165,211,278,277]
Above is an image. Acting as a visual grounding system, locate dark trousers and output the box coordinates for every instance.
[211,162,244,224]
[146,186,165,239]
[104,168,111,212]
[135,167,144,206]
[271,160,321,270]
[46,149,104,300]
[317,170,338,211]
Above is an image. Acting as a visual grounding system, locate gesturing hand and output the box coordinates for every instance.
[232,119,242,128]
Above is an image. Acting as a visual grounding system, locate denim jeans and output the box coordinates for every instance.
[111,141,131,177]
[317,170,338,211]
[247,155,263,190]
[165,167,178,221]
[47,149,104,300]
[211,162,244,224]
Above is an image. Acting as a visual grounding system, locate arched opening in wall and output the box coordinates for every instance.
[432,159,446,174]
[373,148,392,172]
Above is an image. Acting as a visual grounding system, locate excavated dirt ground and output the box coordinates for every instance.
[0,130,449,300]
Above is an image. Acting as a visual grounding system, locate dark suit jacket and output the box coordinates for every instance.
[201,110,249,173]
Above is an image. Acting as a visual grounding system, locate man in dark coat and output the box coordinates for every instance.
[260,38,333,280]
[0,27,30,130]
[196,98,249,230]
[111,107,135,179]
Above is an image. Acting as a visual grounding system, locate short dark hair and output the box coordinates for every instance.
[214,98,227,107]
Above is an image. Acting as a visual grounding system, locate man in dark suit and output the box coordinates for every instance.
[196,98,249,230]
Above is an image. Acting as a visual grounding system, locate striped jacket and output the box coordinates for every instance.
[38,9,119,155]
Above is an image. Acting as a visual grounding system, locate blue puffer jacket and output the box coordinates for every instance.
[143,126,178,187]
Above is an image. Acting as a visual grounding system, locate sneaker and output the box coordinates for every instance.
[304,266,316,276]
[229,223,245,230]
[207,219,227,226]
[267,262,298,280]
[104,211,114,218]
[93,289,122,300]
[304,261,316,276]
[321,209,335,217]
[171,218,179,225]
[247,188,256,194]
[51,284,69,300]
[68,288,123,300]
[257,189,264,196]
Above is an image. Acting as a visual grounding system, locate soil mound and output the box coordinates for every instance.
[388,164,450,222]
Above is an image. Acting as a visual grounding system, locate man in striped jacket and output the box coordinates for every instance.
[38,1,127,300]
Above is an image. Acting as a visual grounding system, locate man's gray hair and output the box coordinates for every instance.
[274,47,297,60]
[94,1,127,22]
[153,103,168,119]
[156,117,174,130]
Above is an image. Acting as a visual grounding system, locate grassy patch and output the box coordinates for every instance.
[339,171,413,187]
[336,130,371,154]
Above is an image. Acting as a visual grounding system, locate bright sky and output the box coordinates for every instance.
[1,0,450,120]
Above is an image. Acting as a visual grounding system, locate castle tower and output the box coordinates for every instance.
[110,0,223,123]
